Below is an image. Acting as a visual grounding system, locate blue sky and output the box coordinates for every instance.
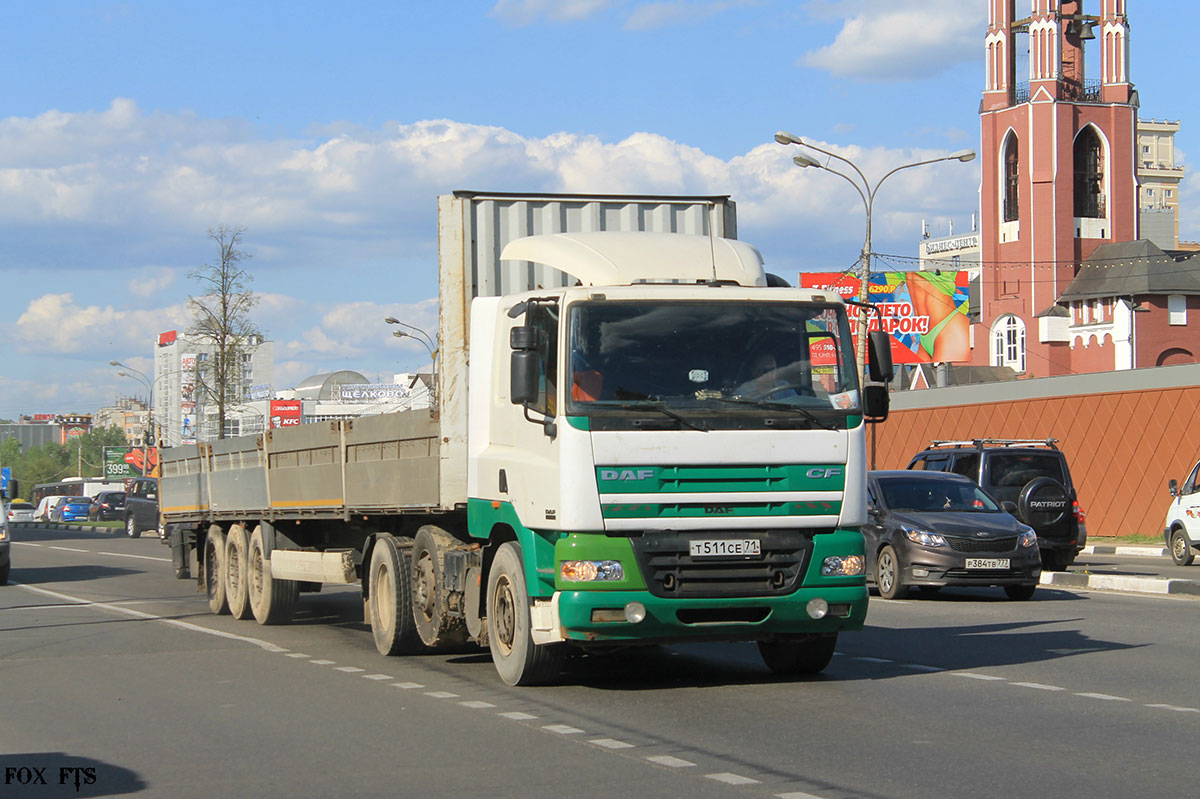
[1,0,1195,418]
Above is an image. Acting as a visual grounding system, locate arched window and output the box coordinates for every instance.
[1074,127,1106,219]
[1003,132,1019,222]
[992,314,1026,372]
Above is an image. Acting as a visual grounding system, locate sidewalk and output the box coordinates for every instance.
[1040,542,1200,597]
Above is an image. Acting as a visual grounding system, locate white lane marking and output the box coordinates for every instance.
[953,673,1006,681]
[310,659,336,665]
[1011,682,1065,691]
[425,691,459,699]
[459,701,496,709]
[777,792,827,799]
[590,738,634,749]
[14,583,288,652]
[12,542,43,547]
[99,552,171,562]
[1146,704,1200,713]
[392,682,424,689]
[335,666,365,673]
[499,712,538,720]
[707,773,760,786]
[49,546,88,553]
[646,755,695,768]
[543,724,584,735]
[1075,693,1131,702]
[363,674,393,681]
[286,653,311,658]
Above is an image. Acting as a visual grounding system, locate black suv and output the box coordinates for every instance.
[124,478,159,539]
[907,439,1086,570]
[89,491,127,522]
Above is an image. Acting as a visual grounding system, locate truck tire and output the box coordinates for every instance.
[411,525,469,648]
[248,525,298,625]
[225,524,253,620]
[204,526,229,615]
[486,541,564,686]
[757,634,837,675]
[368,534,422,656]
[1170,528,1195,566]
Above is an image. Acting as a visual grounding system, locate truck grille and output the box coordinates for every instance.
[944,536,1017,554]
[628,530,815,599]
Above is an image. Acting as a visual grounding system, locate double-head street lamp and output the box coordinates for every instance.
[110,360,154,473]
[384,317,438,406]
[773,131,976,382]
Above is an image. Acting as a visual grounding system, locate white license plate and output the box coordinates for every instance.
[689,539,761,558]
[965,558,1010,569]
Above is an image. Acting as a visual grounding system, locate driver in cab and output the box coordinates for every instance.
[735,352,798,400]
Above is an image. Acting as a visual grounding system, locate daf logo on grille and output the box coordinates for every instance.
[806,468,843,479]
[600,468,655,481]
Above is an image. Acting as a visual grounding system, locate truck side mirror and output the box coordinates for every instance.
[862,384,889,421]
[867,330,894,383]
[509,325,540,405]
[1169,479,1179,497]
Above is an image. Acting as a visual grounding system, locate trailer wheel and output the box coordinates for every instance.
[486,542,564,686]
[247,525,298,625]
[368,534,422,656]
[411,526,469,648]
[225,524,253,620]
[204,526,229,615]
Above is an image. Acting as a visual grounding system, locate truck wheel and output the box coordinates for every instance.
[875,545,906,599]
[368,534,422,656]
[486,542,564,686]
[757,634,837,675]
[0,563,9,586]
[204,526,229,615]
[1170,528,1195,566]
[247,525,298,625]
[225,524,253,620]
[411,526,469,648]
[126,515,140,538]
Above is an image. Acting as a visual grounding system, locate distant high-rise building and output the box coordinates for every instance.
[1137,118,1185,250]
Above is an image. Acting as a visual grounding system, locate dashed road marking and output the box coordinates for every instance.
[1076,692,1130,702]
[543,724,584,735]
[363,674,393,681]
[99,552,171,562]
[646,755,695,768]
[1011,682,1065,691]
[1146,704,1200,713]
[286,653,311,658]
[50,546,88,553]
[707,773,760,785]
[953,672,1006,681]
[589,738,634,749]
[310,659,335,665]
[425,691,459,699]
[777,792,827,799]
[392,682,424,689]
[460,700,496,709]
[499,712,538,720]
[335,666,365,673]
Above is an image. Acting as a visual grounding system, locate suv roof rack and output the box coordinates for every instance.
[927,438,1059,450]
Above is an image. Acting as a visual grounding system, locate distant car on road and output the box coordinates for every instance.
[7,501,36,522]
[35,495,67,521]
[865,470,1042,600]
[89,491,127,522]
[1163,459,1200,566]
[124,478,159,538]
[0,512,9,584]
[53,496,94,523]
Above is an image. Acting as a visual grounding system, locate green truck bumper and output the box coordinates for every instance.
[554,584,868,643]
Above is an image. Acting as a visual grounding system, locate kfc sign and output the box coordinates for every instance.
[269,400,302,428]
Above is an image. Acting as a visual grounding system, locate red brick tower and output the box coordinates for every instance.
[978,0,1137,377]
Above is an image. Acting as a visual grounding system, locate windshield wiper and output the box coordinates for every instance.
[713,397,838,431]
[602,401,708,432]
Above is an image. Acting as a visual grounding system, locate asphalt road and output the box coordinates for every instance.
[3,525,1197,799]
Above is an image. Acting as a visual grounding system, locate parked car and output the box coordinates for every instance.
[1162,459,1200,566]
[865,470,1041,600]
[53,496,94,522]
[88,491,127,522]
[907,438,1086,571]
[124,478,159,538]
[0,512,9,585]
[7,501,36,522]
[35,495,67,521]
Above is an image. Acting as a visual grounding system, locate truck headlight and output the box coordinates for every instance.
[821,555,864,576]
[561,560,625,582]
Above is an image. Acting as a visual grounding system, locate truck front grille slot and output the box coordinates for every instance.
[629,530,816,599]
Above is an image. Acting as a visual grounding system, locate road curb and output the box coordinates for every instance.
[1041,570,1200,596]
[1081,544,1167,558]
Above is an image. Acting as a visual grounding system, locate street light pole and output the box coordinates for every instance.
[384,317,439,408]
[774,132,976,382]
[110,360,154,476]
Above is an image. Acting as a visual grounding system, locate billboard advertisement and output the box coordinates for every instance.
[799,270,970,364]
[103,446,161,479]
[180,353,197,444]
[269,400,302,429]
[338,383,411,401]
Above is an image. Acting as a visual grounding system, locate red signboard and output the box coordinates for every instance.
[269,400,302,428]
[158,330,178,347]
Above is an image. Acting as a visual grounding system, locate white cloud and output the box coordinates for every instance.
[14,293,187,355]
[126,266,177,298]
[489,0,611,26]
[624,1,757,31]
[802,0,983,81]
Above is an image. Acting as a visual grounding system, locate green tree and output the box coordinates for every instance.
[187,225,261,439]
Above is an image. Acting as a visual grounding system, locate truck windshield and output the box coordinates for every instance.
[565,300,860,423]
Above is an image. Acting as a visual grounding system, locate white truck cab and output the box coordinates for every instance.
[1164,461,1200,565]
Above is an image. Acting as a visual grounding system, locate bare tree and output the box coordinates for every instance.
[187,225,261,439]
